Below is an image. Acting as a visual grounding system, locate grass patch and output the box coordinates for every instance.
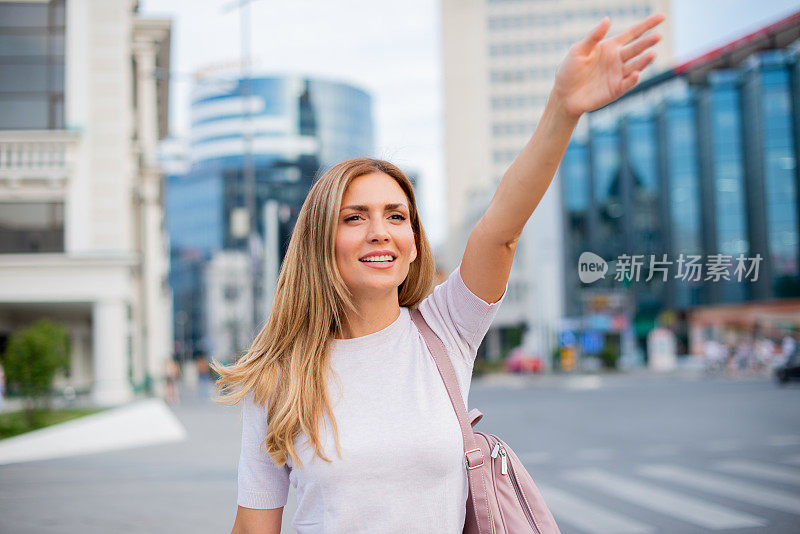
[0,407,106,440]
[473,358,505,376]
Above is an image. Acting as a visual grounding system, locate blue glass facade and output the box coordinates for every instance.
[562,141,590,314]
[166,173,223,251]
[626,116,660,254]
[665,98,702,308]
[626,114,663,308]
[710,69,748,302]
[759,51,799,296]
[591,128,622,264]
[560,43,800,359]
[165,75,373,357]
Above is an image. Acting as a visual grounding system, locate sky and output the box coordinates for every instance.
[139,0,800,250]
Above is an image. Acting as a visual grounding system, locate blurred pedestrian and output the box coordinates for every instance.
[165,356,181,406]
[196,353,210,401]
[0,360,5,413]
[703,339,725,376]
[753,337,775,376]
[781,331,797,363]
[730,339,749,377]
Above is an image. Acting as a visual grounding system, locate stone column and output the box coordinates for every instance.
[70,323,91,389]
[133,34,173,396]
[91,300,133,406]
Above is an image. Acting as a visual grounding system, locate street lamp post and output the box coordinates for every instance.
[223,0,264,335]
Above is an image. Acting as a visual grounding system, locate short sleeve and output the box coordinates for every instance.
[418,262,507,366]
[237,390,290,509]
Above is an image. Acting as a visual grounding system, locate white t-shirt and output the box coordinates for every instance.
[237,264,507,533]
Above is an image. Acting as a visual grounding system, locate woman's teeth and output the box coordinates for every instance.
[360,255,395,262]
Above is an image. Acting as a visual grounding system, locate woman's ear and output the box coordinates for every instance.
[410,244,418,263]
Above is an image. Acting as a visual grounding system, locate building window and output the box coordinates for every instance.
[0,0,65,129]
[0,201,65,253]
[590,129,623,263]
[223,285,240,301]
[760,62,799,296]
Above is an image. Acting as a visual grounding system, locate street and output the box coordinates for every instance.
[1,370,799,533]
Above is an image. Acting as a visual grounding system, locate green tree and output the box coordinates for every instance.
[599,344,620,370]
[2,319,71,427]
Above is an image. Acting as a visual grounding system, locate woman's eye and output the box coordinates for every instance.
[344,214,406,222]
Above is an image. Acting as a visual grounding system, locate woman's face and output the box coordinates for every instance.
[335,172,418,300]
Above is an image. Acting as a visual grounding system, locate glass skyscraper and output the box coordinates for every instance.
[164,74,373,359]
[560,15,800,363]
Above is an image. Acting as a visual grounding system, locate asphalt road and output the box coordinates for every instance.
[1,370,798,533]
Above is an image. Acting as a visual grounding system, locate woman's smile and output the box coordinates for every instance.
[359,257,396,269]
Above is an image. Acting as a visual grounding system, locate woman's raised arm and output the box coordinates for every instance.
[460,13,666,305]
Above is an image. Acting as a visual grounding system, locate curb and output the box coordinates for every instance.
[0,397,187,466]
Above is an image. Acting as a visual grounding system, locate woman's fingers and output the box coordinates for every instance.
[614,13,666,47]
[622,50,657,79]
[620,70,640,93]
[576,16,610,54]
[621,32,661,63]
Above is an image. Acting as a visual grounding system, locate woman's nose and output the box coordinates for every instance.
[367,218,390,242]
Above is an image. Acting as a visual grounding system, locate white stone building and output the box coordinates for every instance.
[441,0,674,364]
[0,0,173,406]
[203,250,254,365]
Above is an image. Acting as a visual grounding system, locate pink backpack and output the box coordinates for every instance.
[411,308,562,534]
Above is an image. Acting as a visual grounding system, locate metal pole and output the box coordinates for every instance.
[263,199,280,320]
[224,0,262,334]
[222,0,272,340]
[240,0,260,334]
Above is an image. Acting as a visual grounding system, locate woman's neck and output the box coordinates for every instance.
[337,292,402,339]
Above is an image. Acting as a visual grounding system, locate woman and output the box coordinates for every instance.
[214,12,665,533]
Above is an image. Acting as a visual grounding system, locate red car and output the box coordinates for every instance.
[503,347,544,374]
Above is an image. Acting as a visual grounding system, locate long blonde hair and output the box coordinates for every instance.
[210,158,436,470]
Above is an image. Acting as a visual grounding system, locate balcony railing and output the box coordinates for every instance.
[0,130,80,183]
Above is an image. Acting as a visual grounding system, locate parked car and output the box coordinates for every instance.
[774,350,800,385]
[503,347,544,374]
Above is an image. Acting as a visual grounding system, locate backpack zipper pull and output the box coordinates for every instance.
[491,441,501,459]
[500,448,508,475]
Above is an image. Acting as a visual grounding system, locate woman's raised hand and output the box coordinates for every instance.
[551,13,667,118]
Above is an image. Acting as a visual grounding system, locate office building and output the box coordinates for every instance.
[560,12,800,365]
[441,0,673,365]
[165,74,374,362]
[0,0,173,405]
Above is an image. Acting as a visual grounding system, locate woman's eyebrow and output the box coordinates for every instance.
[340,203,408,212]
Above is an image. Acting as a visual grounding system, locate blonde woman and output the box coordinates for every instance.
[214,12,665,533]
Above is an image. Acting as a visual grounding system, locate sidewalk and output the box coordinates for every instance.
[0,397,187,465]
[0,383,301,533]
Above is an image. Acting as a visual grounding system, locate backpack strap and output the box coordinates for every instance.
[469,408,484,427]
[410,308,494,534]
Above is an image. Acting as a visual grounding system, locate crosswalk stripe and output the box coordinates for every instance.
[536,483,654,534]
[714,459,800,485]
[638,464,800,514]
[563,468,767,529]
